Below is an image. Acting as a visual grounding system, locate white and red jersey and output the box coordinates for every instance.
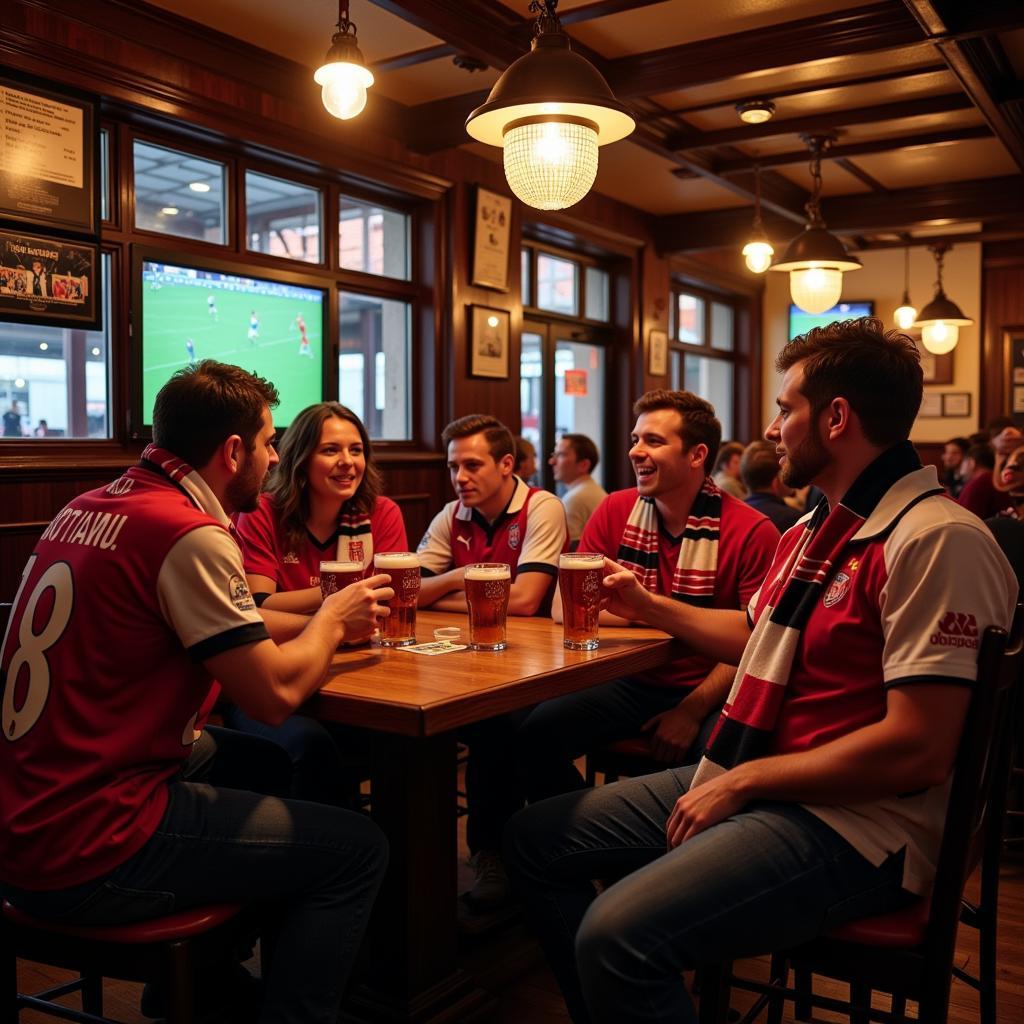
[0,459,268,891]
[580,487,778,689]
[236,493,407,592]
[748,466,1017,893]
[418,477,566,585]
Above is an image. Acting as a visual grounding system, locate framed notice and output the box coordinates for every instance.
[469,305,510,379]
[918,392,942,418]
[0,72,99,236]
[648,328,668,377]
[1004,327,1024,421]
[0,229,100,329]
[914,338,953,385]
[471,187,512,291]
[564,369,588,396]
[942,392,971,418]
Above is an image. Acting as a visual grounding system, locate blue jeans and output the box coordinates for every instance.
[5,727,388,1024]
[516,676,718,802]
[503,765,912,1024]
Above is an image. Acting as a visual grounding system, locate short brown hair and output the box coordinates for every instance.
[153,360,278,468]
[777,318,922,447]
[740,441,782,492]
[633,389,722,473]
[514,436,536,473]
[442,414,515,462]
[562,433,600,473]
[713,441,744,474]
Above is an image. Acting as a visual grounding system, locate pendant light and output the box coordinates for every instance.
[770,134,861,314]
[741,164,774,274]
[314,0,374,121]
[465,0,635,211]
[913,243,972,355]
[893,247,917,329]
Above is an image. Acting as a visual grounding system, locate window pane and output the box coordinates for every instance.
[100,129,109,222]
[339,292,410,439]
[521,248,531,307]
[133,141,226,243]
[246,171,322,264]
[520,330,543,459]
[677,293,704,345]
[339,197,409,280]
[0,255,111,439]
[537,253,578,316]
[711,301,734,351]
[554,340,605,488]
[584,267,609,322]
[673,353,733,440]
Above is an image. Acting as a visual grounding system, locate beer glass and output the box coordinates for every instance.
[373,551,420,647]
[559,552,603,651]
[319,560,363,600]
[465,562,511,651]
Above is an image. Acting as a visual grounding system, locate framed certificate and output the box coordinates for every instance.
[469,305,510,379]
[471,187,512,291]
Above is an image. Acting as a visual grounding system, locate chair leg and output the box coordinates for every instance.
[165,941,194,1024]
[81,973,104,1016]
[793,966,812,1021]
[696,962,731,1024]
[767,954,787,1024]
[850,981,872,1024]
[892,993,907,1021]
[0,927,16,1024]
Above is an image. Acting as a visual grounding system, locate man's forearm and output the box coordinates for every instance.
[260,606,313,642]
[419,568,464,608]
[679,662,736,720]
[635,592,750,665]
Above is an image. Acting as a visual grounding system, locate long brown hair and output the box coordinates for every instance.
[264,402,382,552]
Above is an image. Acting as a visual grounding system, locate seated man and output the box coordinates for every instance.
[418,413,567,911]
[0,361,393,1024]
[741,439,801,533]
[516,390,778,797]
[550,432,608,545]
[503,318,1017,1024]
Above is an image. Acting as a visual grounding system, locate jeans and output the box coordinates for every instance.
[516,676,718,802]
[5,727,388,1024]
[503,765,913,1024]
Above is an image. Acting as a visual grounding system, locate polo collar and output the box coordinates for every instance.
[455,475,528,523]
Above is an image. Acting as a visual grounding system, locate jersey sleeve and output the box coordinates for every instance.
[737,518,781,606]
[157,525,269,661]
[373,497,409,554]
[416,503,455,576]
[235,497,282,584]
[518,491,567,577]
[880,519,1017,686]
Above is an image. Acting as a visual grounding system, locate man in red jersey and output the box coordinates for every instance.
[0,361,393,1024]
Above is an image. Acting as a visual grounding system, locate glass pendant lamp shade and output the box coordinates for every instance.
[894,300,918,330]
[503,118,598,210]
[912,243,972,355]
[742,239,774,274]
[920,321,959,354]
[789,267,843,314]
[314,2,373,121]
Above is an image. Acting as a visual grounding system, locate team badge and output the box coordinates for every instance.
[283,551,299,564]
[823,571,851,608]
[508,522,521,549]
[229,573,256,611]
[349,540,365,564]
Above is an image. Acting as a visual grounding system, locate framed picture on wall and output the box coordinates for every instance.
[469,305,510,379]
[471,187,512,291]
[914,339,953,385]
[918,392,942,418]
[648,328,668,377]
[1003,326,1024,420]
[942,392,971,418]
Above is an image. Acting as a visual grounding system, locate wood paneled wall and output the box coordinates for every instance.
[981,241,1024,427]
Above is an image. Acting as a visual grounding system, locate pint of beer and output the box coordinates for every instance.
[319,560,364,600]
[559,552,604,650]
[465,562,511,651]
[374,551,420,647]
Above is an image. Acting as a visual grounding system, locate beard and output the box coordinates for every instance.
[226,454,265,513]
[780,429,830,489]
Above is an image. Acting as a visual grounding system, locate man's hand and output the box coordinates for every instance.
[599,558,651,622]
[993,426,1023,456]
[665,767,749,848]
[642,704,703,764]
[321,573,393,644]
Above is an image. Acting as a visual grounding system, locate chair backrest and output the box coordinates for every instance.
[924,609,1023,962]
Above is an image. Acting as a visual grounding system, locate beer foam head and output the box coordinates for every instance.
[465,563,511,581]
[320,560,362,573]
[374,551,420,570]
[560,552,604,570]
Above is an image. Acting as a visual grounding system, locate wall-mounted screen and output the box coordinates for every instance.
[138,257,324,429]
[788,300,874,341]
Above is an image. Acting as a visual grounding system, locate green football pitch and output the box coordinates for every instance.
[141,280,323,426]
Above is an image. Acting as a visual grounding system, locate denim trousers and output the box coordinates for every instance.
[503,764,912,1024]
[5,726,389,1024]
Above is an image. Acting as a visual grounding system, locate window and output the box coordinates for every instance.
[536,253,578,316]
[521,248,532,307]
[246,171,322,264]
[339,292,411,440]
[133,141,226,244]
[0,255,112,439]
[676,293,704,345]
[584,267,610,322]
[555,340,605,487]
[339,196,409,280]
[100,129,110,222]
[675,354,734,441]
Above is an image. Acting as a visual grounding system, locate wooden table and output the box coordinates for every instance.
[309,610,681,1023]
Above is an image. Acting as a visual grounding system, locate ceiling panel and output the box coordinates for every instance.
[845,138,1019,189]
[374,58,499,105]
[775,163,872,196]
[1002,28,1024,77]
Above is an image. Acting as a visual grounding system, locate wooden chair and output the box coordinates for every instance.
[584,735,660,786]
[697,618,1023,1024]
[1,901,252,1024]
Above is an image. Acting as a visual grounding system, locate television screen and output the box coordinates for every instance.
[140,259,324,428]
[788,300,874,341]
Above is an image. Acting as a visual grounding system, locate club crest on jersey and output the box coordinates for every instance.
[348,540,365,564]
[508,522,521,550]
[283,551,299,564]
[823,571,851,608]
[229,574,256,611]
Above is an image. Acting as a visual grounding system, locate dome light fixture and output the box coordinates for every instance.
[736,99,775,125]
[913,242,972,355]
[314,0,374,121]
[741,164,774,274]
[465,0,635,211]
[770,134,861,314]
[893,246,918,330]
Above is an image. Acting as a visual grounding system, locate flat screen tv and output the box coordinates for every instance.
[788,300,874,341]
[135,251,325,431]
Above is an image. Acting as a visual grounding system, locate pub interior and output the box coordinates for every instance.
[2,1,1024,1022]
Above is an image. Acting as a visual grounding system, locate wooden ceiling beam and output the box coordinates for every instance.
[852,224,1024,250]
[557,0,669,25]
[833,157,888,192]
[370,43,455,74]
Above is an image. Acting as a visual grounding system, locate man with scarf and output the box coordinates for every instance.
[0,361,393,1024]
[503,319,1017,1024]
[516,389,778,801]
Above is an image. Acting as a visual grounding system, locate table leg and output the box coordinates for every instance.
[345,731,493,1023]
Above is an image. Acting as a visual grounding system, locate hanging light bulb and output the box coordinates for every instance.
[913,243,972,355]
[314,0,374,121]
[893,247,917,329]
[770,134,860,314]
[465,1,634,211]
[741,164,774,273]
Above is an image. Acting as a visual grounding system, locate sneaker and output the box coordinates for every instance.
[461,849,510,913]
